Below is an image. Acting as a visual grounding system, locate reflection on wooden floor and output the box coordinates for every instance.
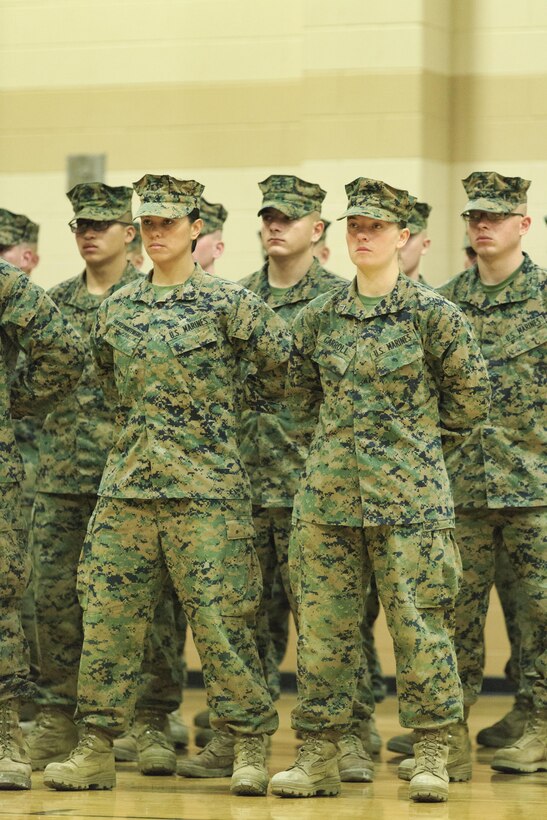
[2,690,545,820]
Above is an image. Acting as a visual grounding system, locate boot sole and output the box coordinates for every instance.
[43,774,116,790]
[339,766,374,782]
[0,773,31,790]
[140,765,176,776]
[409,787,448,803]
[491,759,547,774]
[399,763,472,783]
[271,777,341,797]
[230,776,269,796]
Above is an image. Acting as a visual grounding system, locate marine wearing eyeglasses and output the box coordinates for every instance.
[25,183,142,773]
[394,171,547,779]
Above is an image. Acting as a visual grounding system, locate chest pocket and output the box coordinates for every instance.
[166,323,219,357]
[375,338,428,411]
[311,345,353,397]
[104,323,143,357]
[103,323,143,396]
[503,319,547,360]
[166,323,225,391]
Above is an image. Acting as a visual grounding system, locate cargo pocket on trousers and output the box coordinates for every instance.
[220,519,262,618]
[415,527,462,609]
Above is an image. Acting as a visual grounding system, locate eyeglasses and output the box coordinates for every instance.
[68,219,132,234]
[462,211,524,225]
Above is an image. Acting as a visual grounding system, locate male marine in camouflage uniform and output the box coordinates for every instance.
[270,178,490,803]
[25,184,142,770]
[0,260,83,789]
[193,197,227,274]
[399,201,431,284]
[43,174,289,797]
[0,210,42,700]
[439,173,546,775]
[185,176,346,764]
[240,176,345,689]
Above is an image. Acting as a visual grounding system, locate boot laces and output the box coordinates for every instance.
[293,737,331,768]
[339,734,361,754]
[0,704,14,752]
[420,736,443,771]
[65,731,98,760]
[236,736,264,766]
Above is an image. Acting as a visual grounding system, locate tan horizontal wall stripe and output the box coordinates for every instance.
[2,72,546,173]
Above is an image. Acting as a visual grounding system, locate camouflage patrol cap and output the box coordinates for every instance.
[338,178,416,223]
[258,175,326,219]
[67,183,133,222]
[0,209,39,246]
[134,174,204,219]
[200,198,228,235]
[461,171,530,214]
[407,201,431,234]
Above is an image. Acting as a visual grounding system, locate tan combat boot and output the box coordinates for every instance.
[25,706,79,770]
[477,695,531,748]
[337,733,374,782]
[270,737,340,797]
[43,727,115,790]
[230,735,269,796]
[133,710,176,775]
[408,729,449,803]
[0,700,31,790]
[398,721,472,782]
[177,730,235,778]
[491,709,547,773]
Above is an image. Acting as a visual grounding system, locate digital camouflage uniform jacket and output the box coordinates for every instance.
[91,264,290,500]
[289,274,491,528]
[36,263,142,495]
[238,258,346,507]
[0,260,84,485]
[439,252,546,509]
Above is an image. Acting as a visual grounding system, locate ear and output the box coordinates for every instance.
[397,227,410,249]
[191,218,204,240]
[123,224,136,245]
[213,240,225,260]
[311,219,325,244]
[421,237,431,256]
[519,215,532,237]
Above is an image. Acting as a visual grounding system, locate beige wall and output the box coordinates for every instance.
[2,0,545,289]
[2,0,545,675]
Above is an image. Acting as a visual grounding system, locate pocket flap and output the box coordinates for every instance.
[376,340,423,374]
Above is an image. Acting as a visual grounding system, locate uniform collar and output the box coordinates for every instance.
[67,262,139,309]
[459,253,537,309]
[251,257,330,306]
[335,272,414,319]
[130,263,206,305]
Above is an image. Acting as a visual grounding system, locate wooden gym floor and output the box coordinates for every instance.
[3,689,545,820]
